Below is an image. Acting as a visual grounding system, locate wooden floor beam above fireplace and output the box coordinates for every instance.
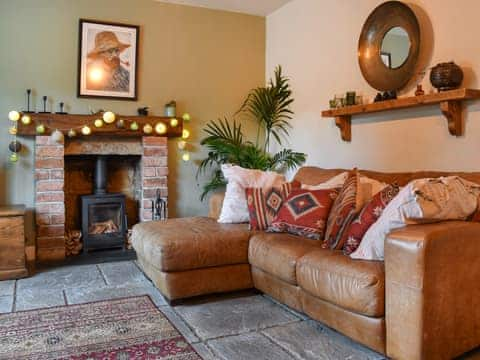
[16,113,183,138]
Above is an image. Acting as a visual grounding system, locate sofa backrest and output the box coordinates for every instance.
[294,166,480,187]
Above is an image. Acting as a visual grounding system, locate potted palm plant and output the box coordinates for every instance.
[197,66,306,200]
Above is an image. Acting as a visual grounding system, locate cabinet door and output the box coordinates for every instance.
[0,216,25,270]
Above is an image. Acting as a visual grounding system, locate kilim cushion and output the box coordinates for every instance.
[323,169,361,250]
[246,181,299,231]
[268,188,338,240]
[342,183,400,255]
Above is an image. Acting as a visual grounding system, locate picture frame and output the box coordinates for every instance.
[77,19,139,100]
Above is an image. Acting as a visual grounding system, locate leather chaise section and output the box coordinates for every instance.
[132,217,250,272]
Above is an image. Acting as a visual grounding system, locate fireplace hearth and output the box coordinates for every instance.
[35,136,168,263]
[81,156,127,253]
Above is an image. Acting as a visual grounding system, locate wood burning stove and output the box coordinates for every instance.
[81,156,127,253]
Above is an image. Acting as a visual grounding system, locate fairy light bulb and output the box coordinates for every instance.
[182,152,190,162]
[103,111,116,124]
[170,118,179,127]
[8,111,20,122]
[51,129,64,143]
[67,129,77,138]
[94,119,104,128]
[182,113,191,122]
[182,129,190,139]
[130,121,139,131]
[36,124,46,134]
[9,126,18,135]
[177,140,186,150]
[143,124,153,134]
[81,125,91,135]
[21,115,32,125]
[155,122,167,135]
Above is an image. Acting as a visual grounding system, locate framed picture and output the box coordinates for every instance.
[78,19,139,100]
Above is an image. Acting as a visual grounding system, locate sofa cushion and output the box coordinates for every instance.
[343,183,400,255]
[269,188,338,240]
[248,232,322,285]
[324,170,361,249]
[132,217,250,272]
[245,181,298,231]
[297,250,385,317]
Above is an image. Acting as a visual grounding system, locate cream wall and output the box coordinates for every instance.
[267,0,480,174]
[0,0,265,241]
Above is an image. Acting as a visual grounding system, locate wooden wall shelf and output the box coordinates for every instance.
[321,88,480,141]
[16,113,183,137]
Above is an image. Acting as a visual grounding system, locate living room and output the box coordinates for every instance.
[0,0,479,359]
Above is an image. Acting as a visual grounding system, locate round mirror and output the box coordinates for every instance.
[380,27,411,69]
[358,1,420,91]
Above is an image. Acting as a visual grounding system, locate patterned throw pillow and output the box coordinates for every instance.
[342,183,400,255]
[268,188,338,240]
[323,170,361,250]
[246,182,299,231]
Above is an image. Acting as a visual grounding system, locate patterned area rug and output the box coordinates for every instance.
[0,295,201,360]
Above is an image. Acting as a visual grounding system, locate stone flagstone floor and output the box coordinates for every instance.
[0,261,478,360]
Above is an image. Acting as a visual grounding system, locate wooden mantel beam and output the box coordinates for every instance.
[15,113,183,138]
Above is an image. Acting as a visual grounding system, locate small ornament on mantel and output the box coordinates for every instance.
[137,107,149,116]
[40,96,50,113]
[24,89,34,113]
[56,102,67,115]
[415,84,425,96]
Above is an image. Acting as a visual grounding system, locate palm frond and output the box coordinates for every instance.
[200,169,227,201]
[269,149,307,172]
[238,65,294,151]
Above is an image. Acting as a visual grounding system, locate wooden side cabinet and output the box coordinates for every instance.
[0,205,28,280]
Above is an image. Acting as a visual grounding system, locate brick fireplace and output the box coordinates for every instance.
[34,136,168,263]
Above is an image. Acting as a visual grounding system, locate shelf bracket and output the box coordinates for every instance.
[335,116,351,142]
[440,100,462,136]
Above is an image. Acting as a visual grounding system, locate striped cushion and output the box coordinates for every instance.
[323,169,361,249]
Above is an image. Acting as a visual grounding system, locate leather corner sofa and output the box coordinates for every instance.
[132,167,480,360]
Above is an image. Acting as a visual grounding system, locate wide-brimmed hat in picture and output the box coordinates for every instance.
[87,31,130,58]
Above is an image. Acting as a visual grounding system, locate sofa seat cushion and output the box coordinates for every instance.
[297,250,385,317]
[248,232,322,285]
[132,217,250,272]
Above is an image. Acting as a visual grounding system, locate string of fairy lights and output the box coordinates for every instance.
[6,110,192,163]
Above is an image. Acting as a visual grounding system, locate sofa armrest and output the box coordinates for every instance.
[385,221,480,360]
[208,192,225,219]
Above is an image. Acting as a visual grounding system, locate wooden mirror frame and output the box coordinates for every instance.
[358,1,420,91]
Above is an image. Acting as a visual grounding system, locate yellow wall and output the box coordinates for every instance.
[267,0,480,174]
[0,0,265,241]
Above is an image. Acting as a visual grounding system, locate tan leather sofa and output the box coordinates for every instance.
[132,167,480,360]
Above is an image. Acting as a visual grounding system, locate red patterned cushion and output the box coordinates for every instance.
[268,188,338,240]
[343,183,400,255]
[246,182,299,231]
[323,170,360,250]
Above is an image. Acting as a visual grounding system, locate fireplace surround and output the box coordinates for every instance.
[34,136,168,263]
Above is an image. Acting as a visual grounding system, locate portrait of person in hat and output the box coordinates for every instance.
[86,31,131,92]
